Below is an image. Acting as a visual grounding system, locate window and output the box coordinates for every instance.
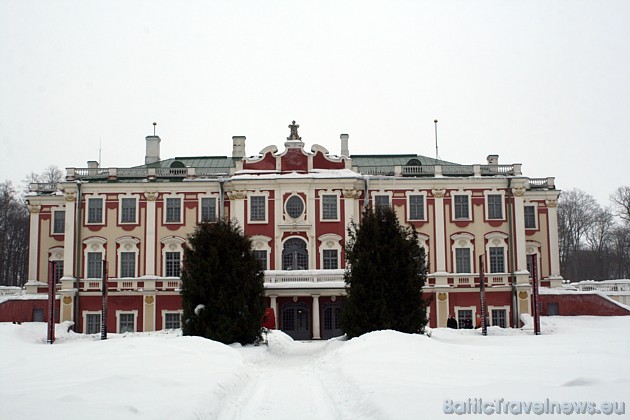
[491,309,507,328]
[87,252,103,279]
[322,195,338,220]
[52,260,64,283]
[457,309,473,329]
[374,195,390,209]
[253,250,267,270]
[323,249,338,269]
[487,194,503,220]
[119,313,135,333]
[53,210,65,234]
[120,252,136,278]
[286,195,305,219]
[408,195,424,220]
[87,198,103,224]
[454,195,469,219]
[120,198,136,224]
[489,247,505,273]
[164,313,181,329]
[455,248,471,273]
[250,196,266,222]
[524,205,536,229]
[86,313,101,334]
[165,198,182,223]
[282,238,308,270]
[165,252,181,277]
[200,197,217,223]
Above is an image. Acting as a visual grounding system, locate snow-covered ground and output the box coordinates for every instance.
[1,316,628,419]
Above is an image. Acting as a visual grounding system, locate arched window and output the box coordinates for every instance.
[282,238,308,270]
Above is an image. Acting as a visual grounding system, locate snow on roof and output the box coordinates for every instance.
[232,169,363,180]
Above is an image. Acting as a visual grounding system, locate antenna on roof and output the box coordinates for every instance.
[153,122,157,136]
[434,119,440,161]
[99,138,102,166]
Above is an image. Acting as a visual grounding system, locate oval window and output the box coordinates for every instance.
[286,195,305,219]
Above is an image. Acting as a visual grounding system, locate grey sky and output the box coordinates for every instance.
[1,0,628,205]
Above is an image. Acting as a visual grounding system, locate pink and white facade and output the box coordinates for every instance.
[23,121,562,339]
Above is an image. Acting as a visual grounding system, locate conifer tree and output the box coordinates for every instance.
[180,219,265,344]
[341,205,428,338]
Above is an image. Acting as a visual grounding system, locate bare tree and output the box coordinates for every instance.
[0,181,29,286]
[584,207,614,279]
[611,186,630,223]
[558,189,599,281]
[610,225,630,279]
[21,165,64,193]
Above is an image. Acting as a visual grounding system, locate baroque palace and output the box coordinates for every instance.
[21,121,563,339]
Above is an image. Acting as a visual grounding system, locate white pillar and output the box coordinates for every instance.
[27,204,41,281]
[512,188,527,272]
[144,192,158,276]
[62,193,76,279]
[432,189,447,273]
[312,295,321,339]
[546,199,562,279]
[269,295,278,329]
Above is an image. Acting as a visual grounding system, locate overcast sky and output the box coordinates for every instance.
[1,0,628,205]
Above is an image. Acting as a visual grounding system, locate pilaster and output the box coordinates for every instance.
[62,192,76,279]
[432,188,447,273]
[312,295,321,339]
[144,192,158,276]
[27,204,41,281]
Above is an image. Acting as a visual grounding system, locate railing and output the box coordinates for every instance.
[264,270,345,284]
[66,166,231,182]
[79,278,181,292]
[402,165,435,176]
[29,182,58,192]
[354,166,395,176]
[573,280,630,293]
[427,273,510,287]
[529,177,555,189]
[0,286,22,296]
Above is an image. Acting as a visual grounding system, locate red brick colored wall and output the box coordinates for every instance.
[540,293,630,316]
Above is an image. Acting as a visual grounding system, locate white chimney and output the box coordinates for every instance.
[145,135,161,165]
[487,154,499,165]
[232,136,246,158]
[87,160,99,168]
[340,133,349,157]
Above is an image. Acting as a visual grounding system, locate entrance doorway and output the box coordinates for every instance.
[281,302,310,340]
[321,302,343,339]
[282,238,308,270]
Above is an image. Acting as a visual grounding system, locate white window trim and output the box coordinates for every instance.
[83,237,107,279]
[405,191,427,221]
[251,235,272,270]
[524,202,539,229]
[484,190,506,221]
[371,191,393,208]
[118,194,139,225]
[51,206,66,235]
[116,310,138,333]
[85,194,105,225]
[454,305,477,327]
[485,232,508,274]
[83,311,102,334]
[284,193,306,222]
[451,233,475,274]
[451,191,472,221]
[318,233,342,270]
[163,193,184,224]
[198,193,219,223]
[116,236,140,279]
[248,191,270,224]
[49,247,64,262]
[162,310,183,330]
[319,190,341,222]
[488,305,511,327]
[161,236,185,278]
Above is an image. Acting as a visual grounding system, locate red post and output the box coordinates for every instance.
[47,261,56,344]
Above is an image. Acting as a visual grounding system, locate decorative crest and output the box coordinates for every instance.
[287,120,301,140]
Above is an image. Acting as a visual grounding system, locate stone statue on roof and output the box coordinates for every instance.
[287,120,301,140]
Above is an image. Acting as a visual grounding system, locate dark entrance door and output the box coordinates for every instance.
[282,238,308,270]
[281,302,310,340]
[321,302,343,339]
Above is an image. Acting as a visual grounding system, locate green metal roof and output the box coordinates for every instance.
[349,154,458,166]
[138,156,238,169]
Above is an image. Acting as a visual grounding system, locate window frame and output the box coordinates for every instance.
[119,196,138,224]
[486,193,504,220]
[116,310,138,333]
[165,251,181,278]
[162,311,183,330]
[322,249,339,270]
[455,247,472,273]
[86,196,105,225]
[248,194,268,223]
[52,208,65,235]
[83,312,102,335]
[452,193,471,220]
[199,196,218,223]
[524,204,538,229]
[489,305,511,328]
[285,194,305,219]
[407,193,426,221]
[489,246,506,273]
[164,196,183,224]
[320,192,340,222]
